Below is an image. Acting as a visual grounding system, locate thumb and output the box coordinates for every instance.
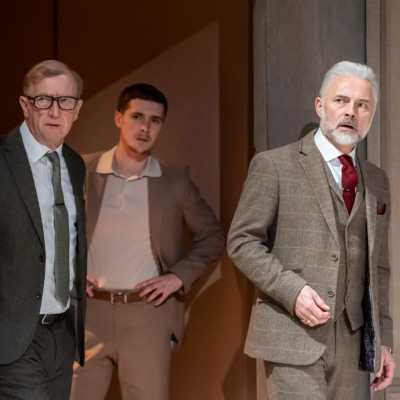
[87,275,98,285]
[376,358,385,378]
[313,292,330,311]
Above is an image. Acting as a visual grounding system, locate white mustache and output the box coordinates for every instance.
[337,119,358,129]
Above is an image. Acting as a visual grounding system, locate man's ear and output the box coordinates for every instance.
[114,111,122,128]
[73,99,84,122]
[314,97,323,118]
[19,96,29,119]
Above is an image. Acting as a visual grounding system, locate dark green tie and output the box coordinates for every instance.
[46,152,70,306]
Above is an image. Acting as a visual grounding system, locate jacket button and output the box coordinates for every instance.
[39,254,45,263]
[35,293,42,300]
[327,290,335,297]
[330,254,339,262]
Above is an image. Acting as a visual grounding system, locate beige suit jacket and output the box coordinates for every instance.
[227,132,392,372]
[85,153,224,341]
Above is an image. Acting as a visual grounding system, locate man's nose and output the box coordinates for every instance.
[48,100,61,117]
[344,102,356,117]
[141,120,151,131]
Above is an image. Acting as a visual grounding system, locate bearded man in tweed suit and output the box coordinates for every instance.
[228,61,395,399]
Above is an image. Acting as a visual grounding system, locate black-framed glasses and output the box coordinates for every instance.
[26,95,80,111]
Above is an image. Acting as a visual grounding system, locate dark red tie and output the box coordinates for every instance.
[339,154,358,214]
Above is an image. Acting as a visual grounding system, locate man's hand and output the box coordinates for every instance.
[135,274,183,306]
[294,285,331,327]
[371,346,396,391]
[86,275,99,297]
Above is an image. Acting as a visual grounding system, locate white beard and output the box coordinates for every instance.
[319,107,368,147]
[327,128,362,146]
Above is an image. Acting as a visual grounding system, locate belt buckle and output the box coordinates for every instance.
[41,314,52,325]
[110,291,128,304]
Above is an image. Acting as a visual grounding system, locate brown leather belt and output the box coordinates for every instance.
[91,289,142,304]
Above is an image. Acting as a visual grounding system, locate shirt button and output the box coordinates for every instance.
[330,254,339,262]
[327,290,336,298]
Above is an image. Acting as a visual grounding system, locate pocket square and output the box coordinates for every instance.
[377,202,386,215]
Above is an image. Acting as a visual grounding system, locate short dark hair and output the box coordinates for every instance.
[117,83,168,115]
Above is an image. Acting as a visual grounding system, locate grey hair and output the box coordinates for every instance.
[319,61,379,104]
[23,59,83,98]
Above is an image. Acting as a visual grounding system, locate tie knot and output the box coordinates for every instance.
[338,154,354,168]
[46,151,60,165]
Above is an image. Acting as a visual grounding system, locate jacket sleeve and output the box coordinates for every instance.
[227,153,306,315]
[169,168,225,292]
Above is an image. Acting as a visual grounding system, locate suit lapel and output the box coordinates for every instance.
[63,145,84,216]
[347,159,365,222]
[147,168,166,267]
[323,161,342,200]
[298,132,339,245]
[85,157,108,246]
[360,160,377,260]
[2,129,45,248]
[62,145,86,297]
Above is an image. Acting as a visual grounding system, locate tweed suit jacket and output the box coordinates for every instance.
[227,131,392,372]
[0,128,87,366]
[85,152,224,341]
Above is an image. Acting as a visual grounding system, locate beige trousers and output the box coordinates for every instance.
[264,313,370,400]
[71,298,175,400]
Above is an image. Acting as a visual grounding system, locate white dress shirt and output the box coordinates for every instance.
[314,128,357,189]
[20,121,77,314]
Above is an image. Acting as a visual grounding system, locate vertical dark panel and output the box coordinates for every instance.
[0,2,54,134]
[256,0,366,150]
[53,0,60,60]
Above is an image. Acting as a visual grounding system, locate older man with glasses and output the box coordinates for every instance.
[0,59,87,400]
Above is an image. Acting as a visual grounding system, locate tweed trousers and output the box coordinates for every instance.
[264,313,370,400]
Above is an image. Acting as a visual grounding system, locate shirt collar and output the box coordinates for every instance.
[96,146,162,179]
[20,121,63,163]
[314,128,356,164]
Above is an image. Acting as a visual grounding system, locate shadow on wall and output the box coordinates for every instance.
[68,22,220,215]
[170,253,255,400]
[298,121,319,139]
[67,22,229,400]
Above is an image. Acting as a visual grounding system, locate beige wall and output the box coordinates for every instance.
[69,24,220,214]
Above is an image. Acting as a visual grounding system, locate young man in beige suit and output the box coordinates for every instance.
[228,61,395,399]
[71,84,224,399]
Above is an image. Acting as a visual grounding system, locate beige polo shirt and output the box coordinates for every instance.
[88,147,161,290]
